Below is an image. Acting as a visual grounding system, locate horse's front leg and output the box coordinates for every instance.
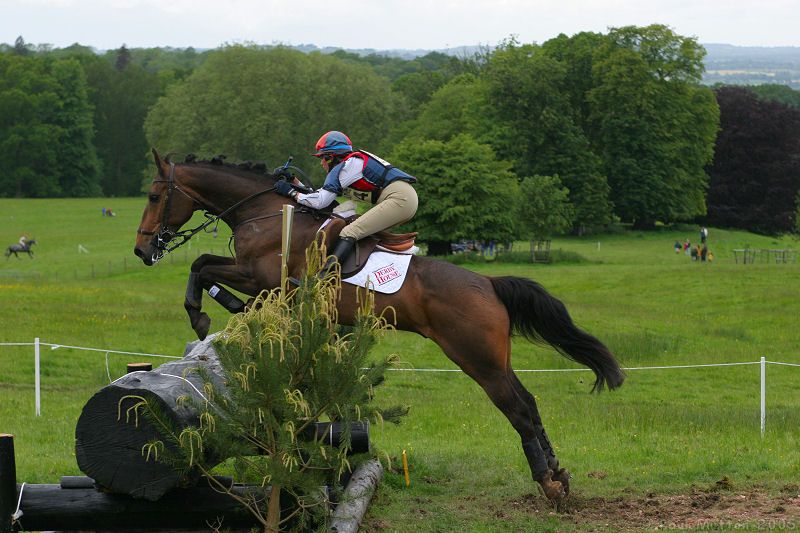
[185,254,259,340]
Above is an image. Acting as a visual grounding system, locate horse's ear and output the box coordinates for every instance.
[152,148,166,177]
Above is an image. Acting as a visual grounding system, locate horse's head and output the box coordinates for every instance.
[134,149,199,265]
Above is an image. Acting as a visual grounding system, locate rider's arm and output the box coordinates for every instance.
[295,188,338,210]
[295,158,364,209]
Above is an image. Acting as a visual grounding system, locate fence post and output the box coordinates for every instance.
[280,204,295,293]
[760,356,766,437]
[34,338,40,417]
[0,434,16,533]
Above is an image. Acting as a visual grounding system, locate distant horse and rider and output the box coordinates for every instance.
[134,148,624,503]
[5,237,36,259]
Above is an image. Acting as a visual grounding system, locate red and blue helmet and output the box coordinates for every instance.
[313,131,353,157]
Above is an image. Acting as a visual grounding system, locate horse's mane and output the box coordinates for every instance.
[168,153,277,183]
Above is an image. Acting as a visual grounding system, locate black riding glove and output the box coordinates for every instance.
[274,167,293,181]
[275,179,297,198]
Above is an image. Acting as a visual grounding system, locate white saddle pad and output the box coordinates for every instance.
[343,252,413,294]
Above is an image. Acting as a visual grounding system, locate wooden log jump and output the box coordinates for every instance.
[75,336,369,500]
[0,435,16,533]
[2,433,384,533]
[0,434,291,533]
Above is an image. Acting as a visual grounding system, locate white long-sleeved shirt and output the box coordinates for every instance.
[294,157,365,210]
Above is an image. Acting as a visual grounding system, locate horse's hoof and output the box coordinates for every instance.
[552,468,571,496]
[193,313,211,340]
[542,478,566,501]
[536,470,566,502]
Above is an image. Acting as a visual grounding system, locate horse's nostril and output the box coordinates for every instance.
[134,247,143,259]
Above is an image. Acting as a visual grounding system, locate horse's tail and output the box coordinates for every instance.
[490,276,625,392]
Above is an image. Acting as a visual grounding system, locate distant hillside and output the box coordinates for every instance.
[290,43,486,61]
[701,43,800,89]
[301,41,800,89]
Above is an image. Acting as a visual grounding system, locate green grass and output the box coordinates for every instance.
[2,198,800,531]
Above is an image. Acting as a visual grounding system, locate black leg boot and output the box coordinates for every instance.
[318,236,356,279]
[289,237,357,286]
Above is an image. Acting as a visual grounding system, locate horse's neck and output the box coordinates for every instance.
[186,168,282,226]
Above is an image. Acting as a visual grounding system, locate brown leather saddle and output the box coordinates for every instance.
[321,216,417,277]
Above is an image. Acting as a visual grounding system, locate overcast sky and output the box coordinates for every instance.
[4,0,799,51]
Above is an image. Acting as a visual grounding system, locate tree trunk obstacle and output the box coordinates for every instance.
[2,338,382,532]
[75,335,370,501]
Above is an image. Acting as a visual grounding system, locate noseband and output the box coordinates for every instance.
[137,163,200,264]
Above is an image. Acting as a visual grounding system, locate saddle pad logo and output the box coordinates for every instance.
[343,251,413,294]
[372,264,400,285]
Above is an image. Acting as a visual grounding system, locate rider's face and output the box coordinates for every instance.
[320,155,332,172]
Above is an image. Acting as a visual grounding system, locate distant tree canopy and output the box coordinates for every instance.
[84,47,163,196]
[746,83,800,109]
[587,25,719,228]
[0,53,100,197]
[144,45,404,184]
[706,86,800,234]
[7,30,799,241]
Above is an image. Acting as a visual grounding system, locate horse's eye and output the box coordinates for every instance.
[149,194,160,203]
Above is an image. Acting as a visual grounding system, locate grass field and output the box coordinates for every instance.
[1,198,800,531]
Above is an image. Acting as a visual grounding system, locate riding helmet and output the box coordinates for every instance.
[313,131,353,157]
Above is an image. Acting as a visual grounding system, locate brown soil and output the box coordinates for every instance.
[508,483,800,531]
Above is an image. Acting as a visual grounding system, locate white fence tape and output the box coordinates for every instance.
[1,340,797,436]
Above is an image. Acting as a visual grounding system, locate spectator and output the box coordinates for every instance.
[684,239,691,255]
[700,227,708,244]
[701,244,708,262]
[691,245,699,261]
[674,240,682,253]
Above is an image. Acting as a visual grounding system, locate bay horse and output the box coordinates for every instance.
[5,238,36,259]
[134,150,625,502]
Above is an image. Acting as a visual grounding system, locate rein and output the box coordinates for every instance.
[139,162,277,263]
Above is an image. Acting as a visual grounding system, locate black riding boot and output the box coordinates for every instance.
[288,237,357,286]
[318,236,357,279]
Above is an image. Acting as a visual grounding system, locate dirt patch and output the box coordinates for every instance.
[509,484,800,531]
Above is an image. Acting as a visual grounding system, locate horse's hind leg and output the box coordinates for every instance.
[509,372,571,495]
[480,370,566,501]
[429,328,565,501]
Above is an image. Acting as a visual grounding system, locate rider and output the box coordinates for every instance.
[275,130,418,278]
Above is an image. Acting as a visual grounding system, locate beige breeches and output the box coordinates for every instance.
[340,180,418,240]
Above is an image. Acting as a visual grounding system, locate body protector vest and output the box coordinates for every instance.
[321,151,416,201]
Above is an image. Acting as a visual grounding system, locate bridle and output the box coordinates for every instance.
[137,162,277,264]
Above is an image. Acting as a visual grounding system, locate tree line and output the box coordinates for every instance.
[2,28,800,241]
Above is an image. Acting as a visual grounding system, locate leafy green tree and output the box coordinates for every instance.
[392,70,447,111]
[84,51,162,195]
[115,44,132,71]
[541,31,608,129]
[145,46,404,184]
[0,54,99,197]
[588,25,719,227]
[13,36,30,56]
[398,74,491,144]
[389,134,519,255]
[517,175,575,239]
[748,84,800,109]
[51,58,102,196]
[482,40,613,232]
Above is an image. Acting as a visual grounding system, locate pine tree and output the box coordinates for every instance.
[135,243,406,532]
